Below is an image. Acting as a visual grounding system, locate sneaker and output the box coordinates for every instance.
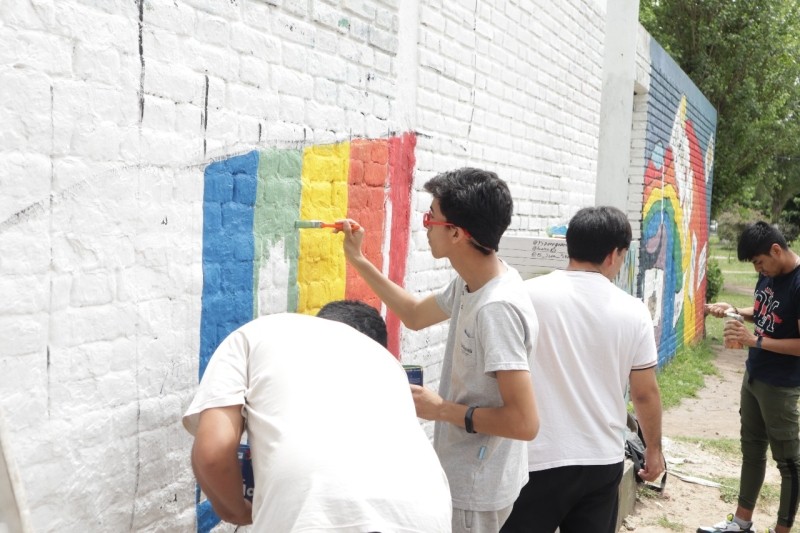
[696,514,755,533]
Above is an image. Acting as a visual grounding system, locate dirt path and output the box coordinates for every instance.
[623,345,783,532]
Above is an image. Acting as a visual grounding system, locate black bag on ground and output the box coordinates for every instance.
[624,413,667,492]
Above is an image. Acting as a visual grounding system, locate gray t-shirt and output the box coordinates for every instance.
[434,265,539,511]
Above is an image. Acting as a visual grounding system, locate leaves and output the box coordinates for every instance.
[640,0,800,217]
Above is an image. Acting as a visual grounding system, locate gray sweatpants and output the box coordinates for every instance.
[452,505,514,533]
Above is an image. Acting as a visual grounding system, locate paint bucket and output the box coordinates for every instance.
[403,365,423,386]
[238,444,254,502]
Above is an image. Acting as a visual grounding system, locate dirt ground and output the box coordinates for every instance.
[621,345,784,532]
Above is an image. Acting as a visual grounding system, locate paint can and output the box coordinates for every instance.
[238,444,254,502]
[724,312,744,349]
[403,365,423,386]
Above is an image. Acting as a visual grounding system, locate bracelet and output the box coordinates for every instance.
[756,335,763,349]
[732,306,739,315]
[465,406,478,434]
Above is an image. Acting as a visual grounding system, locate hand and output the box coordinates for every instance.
[410,384,444,421]
[639,447,665,482]
[705,302,734,318]
[333,219,366,264]
[724,319,757,347]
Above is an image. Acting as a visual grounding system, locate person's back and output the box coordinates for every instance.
[525,270,654,468]
[184,312,452,532]
[501,206,662,533]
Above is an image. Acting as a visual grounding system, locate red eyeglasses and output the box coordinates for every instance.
[422,211,473,239]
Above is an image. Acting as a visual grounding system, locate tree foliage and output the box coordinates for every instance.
[640,0,800,218]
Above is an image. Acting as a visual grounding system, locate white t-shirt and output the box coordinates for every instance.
[434,265,538,511]
[183,313,452,533]
[525,270,657,471]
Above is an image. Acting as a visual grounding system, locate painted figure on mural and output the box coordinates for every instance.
[183,300,452,533]
[338,168,540,533]
[640,95,714,364]
[502,206,664,533]
[701,222,800,533]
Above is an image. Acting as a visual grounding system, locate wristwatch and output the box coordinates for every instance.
[465,406,478,434]
[756,335,763,350]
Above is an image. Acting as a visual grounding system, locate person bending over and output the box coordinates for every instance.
[183,300,452,532]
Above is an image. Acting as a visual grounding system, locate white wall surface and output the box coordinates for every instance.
[0,0,608,530]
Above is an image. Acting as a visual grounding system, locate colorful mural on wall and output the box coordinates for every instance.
[639,94,714,365]
[196,132,416,533]
[613,243,639,296]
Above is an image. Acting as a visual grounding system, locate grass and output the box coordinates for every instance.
[655,514,685,531]
[654,341,719,410]
[712,475,780,509]
[713,475,740,504]
[672,436,740,458]
[638,485,662,499]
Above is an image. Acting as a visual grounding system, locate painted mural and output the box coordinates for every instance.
[639,95,714,365]
[197,133,416,533]
[613,243,639,296]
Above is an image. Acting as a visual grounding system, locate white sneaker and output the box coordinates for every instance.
[696,514,755,533]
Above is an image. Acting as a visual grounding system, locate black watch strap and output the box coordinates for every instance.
[465,406,478,434]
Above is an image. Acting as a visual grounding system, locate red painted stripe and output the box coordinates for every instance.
[346,139,387,311]
[386,133,416,359]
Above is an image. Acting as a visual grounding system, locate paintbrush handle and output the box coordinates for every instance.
[323,222,361,231]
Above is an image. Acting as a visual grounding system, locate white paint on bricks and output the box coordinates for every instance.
[0,0,652,530]
[257,240,291,317]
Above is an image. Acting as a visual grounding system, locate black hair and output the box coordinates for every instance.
[566,206,632,264]
[737,221,788,261]
[423,168,512,255]
[316,300,388,348]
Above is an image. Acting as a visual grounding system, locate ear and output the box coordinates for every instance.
[452,227,469,244]
[603,249,617,268]
[771,243,783,257]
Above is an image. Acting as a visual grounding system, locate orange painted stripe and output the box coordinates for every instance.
[345,139,388,311]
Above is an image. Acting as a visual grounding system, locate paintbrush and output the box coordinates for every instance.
[294,220,361,231]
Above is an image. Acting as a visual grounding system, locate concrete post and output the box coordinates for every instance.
[595,0,641,210]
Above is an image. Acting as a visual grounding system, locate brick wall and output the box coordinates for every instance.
[402,0,606,405]
[631,28,718,365]
[0,0,616,531]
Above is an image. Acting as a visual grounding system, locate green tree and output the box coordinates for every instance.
[640,0,800,217]
[758,155,800,223]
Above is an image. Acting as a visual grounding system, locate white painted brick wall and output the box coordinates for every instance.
[1,0,610,530]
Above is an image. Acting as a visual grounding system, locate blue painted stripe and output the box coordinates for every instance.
[199,150,260,380]
[197,150,260,533]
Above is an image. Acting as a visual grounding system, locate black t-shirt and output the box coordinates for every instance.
[747,266,800,387]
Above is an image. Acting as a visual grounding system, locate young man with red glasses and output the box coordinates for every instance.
[337,167,540,533]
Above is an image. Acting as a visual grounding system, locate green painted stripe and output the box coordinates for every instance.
[253,148,304,315]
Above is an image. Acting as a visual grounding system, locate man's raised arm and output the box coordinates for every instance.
[336,219,448,331]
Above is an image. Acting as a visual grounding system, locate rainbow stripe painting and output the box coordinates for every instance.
[196,132,416,532]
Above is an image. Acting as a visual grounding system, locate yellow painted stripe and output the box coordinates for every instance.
[297,142,350,315]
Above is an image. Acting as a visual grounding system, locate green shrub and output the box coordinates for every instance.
[778,220,800,243]
[705,258,724,303]
[717,205,768,248]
